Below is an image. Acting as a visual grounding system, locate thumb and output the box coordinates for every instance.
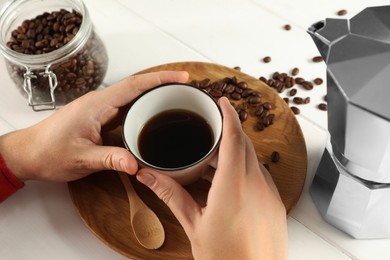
[137,169,201,234]
[83,146,138,174]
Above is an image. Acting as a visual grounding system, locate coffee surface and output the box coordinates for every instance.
[138,109,214,168]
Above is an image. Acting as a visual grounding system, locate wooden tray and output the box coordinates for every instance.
[68,62,307,260]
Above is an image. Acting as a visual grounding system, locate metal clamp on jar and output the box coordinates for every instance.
[0,0,108,111]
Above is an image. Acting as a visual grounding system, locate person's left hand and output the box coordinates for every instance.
[0,71,189,182]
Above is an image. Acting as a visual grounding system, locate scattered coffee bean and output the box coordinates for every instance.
[314,77,323,85]
[237,81,248,89]
[291,106,300,115]
[312,56,324,63]
[247,95,262,105]
[318,103,328,111]
[304,97,311,104]
[233,66,241,71]
[283,97,289,104]
[256,121,265,131]
[293,97,304,104]
[289,89,297,96]
[238,110,248,122]
[259,76,267,83]
[271,151,280,163]
[210,89,223,98]
[263,56,272,63]
[337,9,347,16]
[291,67,299,76]
[295,77,304,84]
[262,102,272,110]
[301,81,314,90]
[254,104,263,114]
[284,24,291,31]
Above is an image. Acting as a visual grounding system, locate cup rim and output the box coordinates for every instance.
[121,82,223,172]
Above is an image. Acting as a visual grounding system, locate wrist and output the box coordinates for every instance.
[0,129,38,182]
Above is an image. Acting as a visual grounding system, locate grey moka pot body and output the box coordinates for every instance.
[308,5,390,239]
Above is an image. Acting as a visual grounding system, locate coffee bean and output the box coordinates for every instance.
[261,114,275,127]
[262,116,271,127]
[233,66,241,71]
[254,105,264,116]
[198,78,210,89]
[210,89,223,98]
[266,79,274,87]
[259,76,267,83]
[314,77,323,85]
[283,97,289,104]
[237,81,248,89]
[234,86,244,94]
[238,110,248,122]
[285,77,294,88]
[224,84,236,94]
[271,151,280,163]
[318,103,328,111]
[190,80,199,88]
[255,121,265,131]
[293,97,304,104]
[291,106,300,115]
[289,89,297,96]
[267,114,275,124]
[230,92,241,100]
[337,9,347,16]
[247,95,262,104]
[241,89,254,98]
[304,97,310,104]
[295,77,304,84]
[259,109,270,118]
[291,67,299,76]
[301,81,314,90]
[284,24,291,31]
[312,56,323,63]
[262,102,272,110]
[263,56,271,63]
[276,84,285,93]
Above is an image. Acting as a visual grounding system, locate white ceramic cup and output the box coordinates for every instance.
[122,83,223,185]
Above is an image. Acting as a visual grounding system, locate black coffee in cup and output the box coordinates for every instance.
[138,109,214,168]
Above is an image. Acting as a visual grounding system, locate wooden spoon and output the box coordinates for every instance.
[118,171,165,249]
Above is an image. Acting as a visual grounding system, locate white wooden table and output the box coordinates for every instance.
[1,0,389,259]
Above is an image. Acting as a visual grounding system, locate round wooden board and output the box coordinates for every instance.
[68,62,307,260]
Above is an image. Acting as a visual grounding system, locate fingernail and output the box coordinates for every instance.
[137,172,156,187]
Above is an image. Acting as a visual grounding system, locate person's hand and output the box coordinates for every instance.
[136,97,288,260]
[0,71,189,182]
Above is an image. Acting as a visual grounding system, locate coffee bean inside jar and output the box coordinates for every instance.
[0,0,108,111]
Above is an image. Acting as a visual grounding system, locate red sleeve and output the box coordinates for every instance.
[0,153,25,203]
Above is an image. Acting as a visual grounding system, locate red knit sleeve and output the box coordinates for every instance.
[0,153,25,203]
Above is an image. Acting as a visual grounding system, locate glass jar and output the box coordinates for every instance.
[0,0,108,111]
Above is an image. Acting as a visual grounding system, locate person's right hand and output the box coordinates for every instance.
[136,96,288,260]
